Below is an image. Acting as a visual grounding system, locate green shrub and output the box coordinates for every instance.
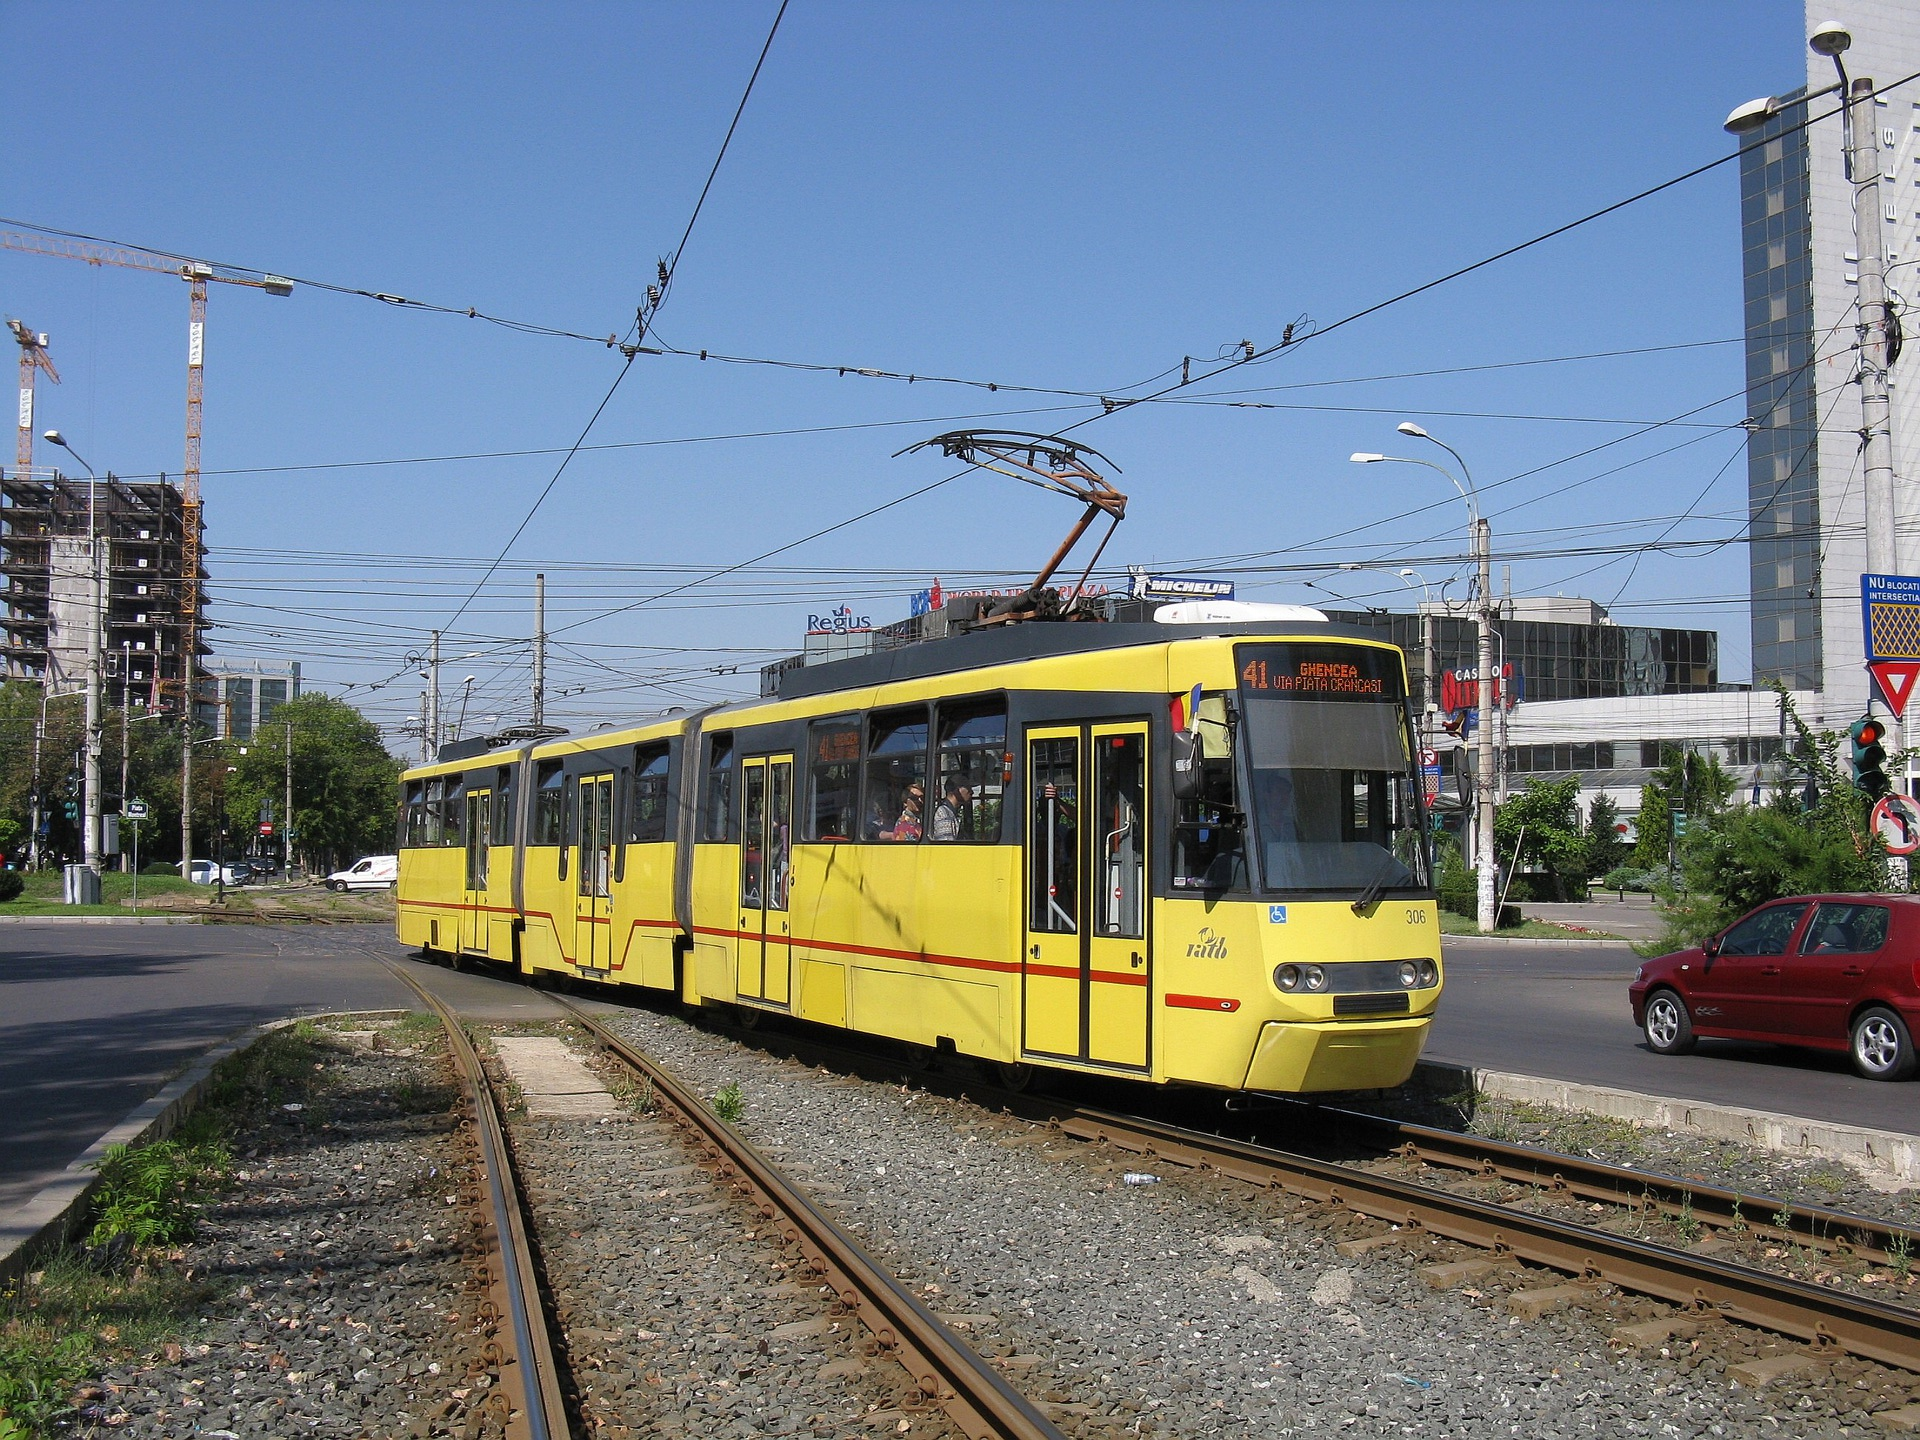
[0,1333,91,1436]
[141,862,177,877]
[712,1082,745,1123]
[1601,866,1660,893]
[0,872,23,903]
[87,1137,229,1248]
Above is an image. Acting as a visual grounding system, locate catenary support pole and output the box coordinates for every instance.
[1475,517,1497,933]
[120,641,131,871]
[83,475,103,877]
[427,630,441,761]
[532,573,546,727]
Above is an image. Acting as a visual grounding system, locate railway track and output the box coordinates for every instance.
[1252,1096,1920,1269]
[380,954,1065,1440]
[654,996,1920,1378]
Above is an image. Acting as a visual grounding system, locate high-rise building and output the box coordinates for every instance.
[197,660,302,740]
[1739,4,1920,706]
[0,470,206,706]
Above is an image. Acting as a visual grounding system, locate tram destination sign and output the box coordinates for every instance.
[1236,643,1401,700]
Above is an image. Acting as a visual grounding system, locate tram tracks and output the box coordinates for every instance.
[380,954,1066,1440]
[661,1001,1920,1381]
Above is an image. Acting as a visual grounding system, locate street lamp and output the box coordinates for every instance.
[43,429,106,889]
[455,676,477,740]
[1352,429,1496,932]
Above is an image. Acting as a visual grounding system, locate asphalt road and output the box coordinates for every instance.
[4,922,1914,1227]
[1429,936,1920,1137]
[0,921,587,1218]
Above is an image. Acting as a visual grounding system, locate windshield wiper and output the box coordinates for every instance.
[1350,855,1402,915]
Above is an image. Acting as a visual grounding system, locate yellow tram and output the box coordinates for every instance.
[395,607,1442,1093]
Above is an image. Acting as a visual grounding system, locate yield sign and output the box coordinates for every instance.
[1869,661,1920,718]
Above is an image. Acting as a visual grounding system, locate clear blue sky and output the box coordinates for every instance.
[3,2,1811,742]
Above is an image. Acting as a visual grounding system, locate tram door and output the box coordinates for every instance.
[461,787,492,956]
[738,755,793,1007]
[1021,722,1150,1070]
[574,773,614,970]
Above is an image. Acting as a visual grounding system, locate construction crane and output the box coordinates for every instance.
[0,231,293,677]
[8,316,59,475]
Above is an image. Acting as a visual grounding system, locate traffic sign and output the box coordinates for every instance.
[1870,793,1920,856]
[1862,574,1920,662]
[124,799,149,821]
[259,821,275,836]
[1869,660,1920,719]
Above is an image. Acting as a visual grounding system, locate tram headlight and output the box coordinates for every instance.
[1417,958,1438,988]
[1275,964,1301,992]
[1302,964,1327,992]
[1398,960,1419,988]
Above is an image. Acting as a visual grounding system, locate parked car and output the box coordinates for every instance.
[185,859,253,886]
[1629,894,1920,1080]
[324,855,397,892]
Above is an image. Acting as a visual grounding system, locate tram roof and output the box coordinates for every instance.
[766,617,1396,702]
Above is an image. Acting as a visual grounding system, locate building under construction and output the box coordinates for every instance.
[0,469,206,706]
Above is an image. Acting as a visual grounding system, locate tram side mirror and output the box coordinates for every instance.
[1171,729,1204,803]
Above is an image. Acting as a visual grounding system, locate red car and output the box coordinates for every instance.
[1629,895,1920,1081]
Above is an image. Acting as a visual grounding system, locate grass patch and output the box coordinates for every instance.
[712,1082,746,1123]
[0,1023,351,1434]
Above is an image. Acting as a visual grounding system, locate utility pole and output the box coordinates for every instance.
[284,721,294,878]
[120,640,131,872]
[1475,514,1497,933]
[532,573,546,727]
[427,630,441,760]
[28,686,46,871]
[181,629,195,881]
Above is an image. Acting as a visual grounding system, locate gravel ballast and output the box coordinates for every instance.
[492,1029,969,1440]
[85,1019,482,1438]
[600,1001,1920,1439]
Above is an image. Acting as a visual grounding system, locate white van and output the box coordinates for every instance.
[324,855,398,892]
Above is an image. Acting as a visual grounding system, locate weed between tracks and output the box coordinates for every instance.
[0,1023,340,1439]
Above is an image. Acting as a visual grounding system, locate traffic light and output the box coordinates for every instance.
[1850,716,1891,798]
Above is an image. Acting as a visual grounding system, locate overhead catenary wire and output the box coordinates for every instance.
[437,0,790,634]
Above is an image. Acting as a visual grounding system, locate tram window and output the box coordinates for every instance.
[1095,733,1145,938]
[403,780,427,848]
[532,761,565,845]
[807,720,860,841]
[631,742,671,843]
[702,734,738,842]
[423,777,446,847]
[1029,737,1079,933]
[1171,694,1248,891]
[494,766,513,841]
[866,707,929,842]
[444,774,466,849]
[932,698,1005,843]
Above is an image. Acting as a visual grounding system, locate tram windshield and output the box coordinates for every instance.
[1236,643,1431,895]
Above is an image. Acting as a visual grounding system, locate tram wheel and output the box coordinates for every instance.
[994,1061,1034,1092]
[734,1003,762,1030]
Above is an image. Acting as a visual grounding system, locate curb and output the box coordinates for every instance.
[1410,1060,1920,1188]
[0,914,201,925]
[1442,934,1637,950]
[0,1009,410,1286]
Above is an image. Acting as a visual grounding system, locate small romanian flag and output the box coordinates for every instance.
[1169,682,1203,733]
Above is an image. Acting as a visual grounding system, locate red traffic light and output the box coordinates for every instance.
[1861,719,1885,745]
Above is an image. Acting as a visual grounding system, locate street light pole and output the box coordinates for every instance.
[1353,426,1494,931]
[120,640,131,872]
[43,430,103,883]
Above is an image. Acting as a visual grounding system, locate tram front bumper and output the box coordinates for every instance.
[1241,1016,1431,1094]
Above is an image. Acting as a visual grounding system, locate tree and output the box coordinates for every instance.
[1584,793,1626,880]
[1648,687,1889,948]
[1494,777,1588,900]
[223,694,401,873]
[1628,745,1737,872]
